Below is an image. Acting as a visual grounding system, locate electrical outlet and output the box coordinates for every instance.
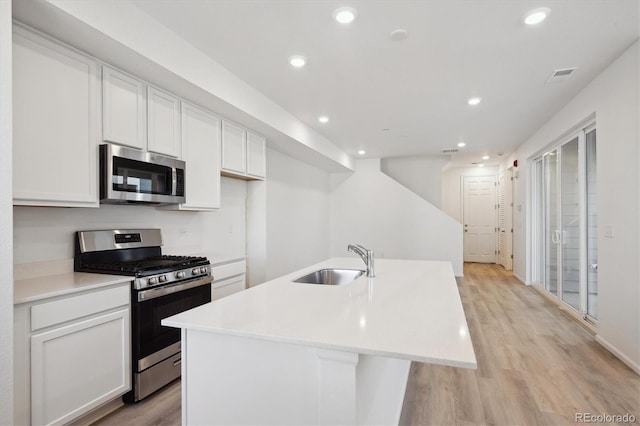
[604,224,614,238]
[228,224,233,234]
[178,227,187,238]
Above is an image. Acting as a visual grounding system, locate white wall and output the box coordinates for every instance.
[264,149,331,280]
[441,165,499,223]
[13,178,247,265]
[0,1,13,423]
[330,159,463,276]
[503,40,640,372]
[380,156,449,208]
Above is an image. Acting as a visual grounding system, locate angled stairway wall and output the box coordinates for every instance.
[330,159,463,276]
[380,156,450,208]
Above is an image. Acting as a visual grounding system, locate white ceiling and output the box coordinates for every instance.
[131,0,638,166]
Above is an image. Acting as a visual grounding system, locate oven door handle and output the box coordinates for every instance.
[137,275,213,302]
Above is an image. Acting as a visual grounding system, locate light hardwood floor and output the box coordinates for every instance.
[94,263,639,426]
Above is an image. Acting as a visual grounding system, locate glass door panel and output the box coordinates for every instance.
[586,129,598,318]
[561,138,580,310]
[544,150,558,296]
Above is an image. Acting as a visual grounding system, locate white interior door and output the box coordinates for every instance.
[463,176,497,263]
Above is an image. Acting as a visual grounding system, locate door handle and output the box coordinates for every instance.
[551,230,560,244]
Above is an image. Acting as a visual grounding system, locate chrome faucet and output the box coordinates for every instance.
[348,244,375,277]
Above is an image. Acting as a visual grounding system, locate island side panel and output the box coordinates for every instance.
[183,330,320,425]
[356,355,411,425]
[182,330,412,425]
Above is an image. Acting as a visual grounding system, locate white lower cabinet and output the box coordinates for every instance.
[31,309,130,425]
[211,259,246,300]
[14,283,131,426]
[212,275,246,300]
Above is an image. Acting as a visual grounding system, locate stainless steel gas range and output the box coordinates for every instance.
[74,229,212,402]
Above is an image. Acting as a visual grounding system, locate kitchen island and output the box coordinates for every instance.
[163,258,476,425]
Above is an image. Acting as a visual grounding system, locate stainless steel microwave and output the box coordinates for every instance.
[99,143,185,205]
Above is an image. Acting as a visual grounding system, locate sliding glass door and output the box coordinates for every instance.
[561,137,580,310]
[533,124,597,321]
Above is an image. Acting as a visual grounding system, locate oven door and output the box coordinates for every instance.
[132,275,212,371]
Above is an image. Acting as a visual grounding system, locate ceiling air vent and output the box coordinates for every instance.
[546,67,578,83]
[441,148,459,154]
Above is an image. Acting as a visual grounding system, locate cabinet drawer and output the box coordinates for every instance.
[31,285,129,332]
[212,276,245,301]
[211,260,246,281]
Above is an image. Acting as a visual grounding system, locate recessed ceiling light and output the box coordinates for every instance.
[457,142,466,148]
[524,8,550,25]
[389,29,408,41]
[318,116,329,123]
[333,7,358,24]
[468,97,482,106]
[482,155,490,160]
[357,150,366,155]
[289,55,306,68]
[478,164,485,168]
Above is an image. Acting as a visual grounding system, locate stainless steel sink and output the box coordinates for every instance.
[293,268,365,286]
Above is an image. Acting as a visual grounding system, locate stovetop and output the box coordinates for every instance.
[74,229,212,290]
[79,255,209,277]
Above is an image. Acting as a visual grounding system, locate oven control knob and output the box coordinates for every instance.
[192,268,200,275]
[148,277,158,285]
[200,267,207,274]
[176,271,186,279]
[159,275,167,283]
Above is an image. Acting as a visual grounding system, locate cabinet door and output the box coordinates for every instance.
[147,86,181,158]
[13,27,99,207]
[181,102,221,210]
[102,66,146,149]
[31,309,131,426]
[212,275,246,300]
[221,120,247,174]
[246,131,266,179]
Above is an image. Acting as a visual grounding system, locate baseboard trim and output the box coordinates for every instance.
[67,397,123,426]
[530,283,597,335]
[513,272,525,284]
[595,335,640,376]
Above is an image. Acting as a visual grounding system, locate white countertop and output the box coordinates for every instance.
[13,254,244,305]
[14,272,131,305]
[164,258,477,368]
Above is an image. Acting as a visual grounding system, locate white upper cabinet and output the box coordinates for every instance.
[221,120,247,175]
[246,131,266,179]
[221,120,266,180]
[174,102,221,211]
[147,86,182,158]
[102,66,146,150]
[13,26,100,207]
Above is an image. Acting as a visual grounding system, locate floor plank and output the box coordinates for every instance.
[399,262,640,426]
[95,263,640,426]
